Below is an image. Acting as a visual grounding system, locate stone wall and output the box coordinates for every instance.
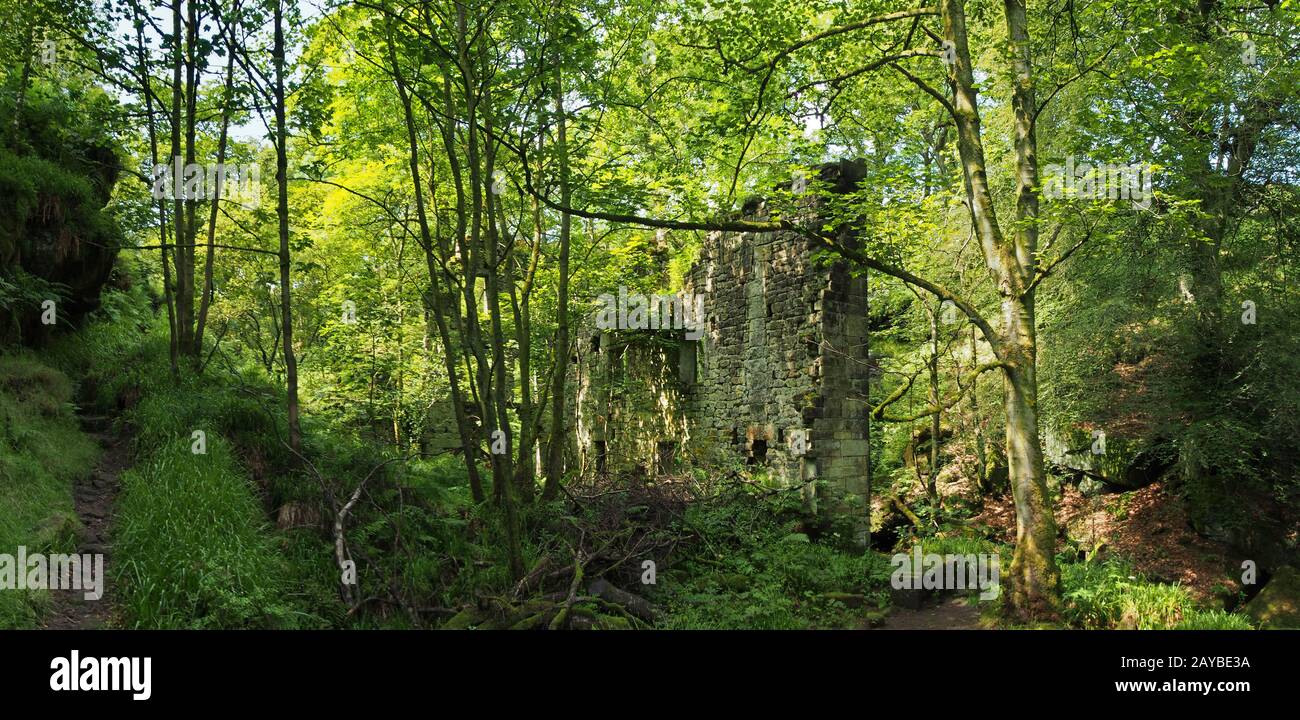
[573,331,691,479]
[574,161,871,501]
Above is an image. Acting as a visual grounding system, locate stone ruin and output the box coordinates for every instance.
[572,161,872,505]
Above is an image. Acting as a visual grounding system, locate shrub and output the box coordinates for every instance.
[1174,609,1255,630]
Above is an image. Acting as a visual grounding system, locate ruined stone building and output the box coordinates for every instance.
[573,162,872,503]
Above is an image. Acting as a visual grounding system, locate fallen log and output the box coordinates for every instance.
[587,578,657,623]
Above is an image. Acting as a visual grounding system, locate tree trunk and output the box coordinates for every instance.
[172,0,198,358]
[195,2,239,360]
[940,0,1060,617]
[1001,297,1059,617]
[10,22,34,143]
[471,21,524,580]
[542,63,573,502]
[170,0,189,365]
[382,7,488,504]
[134,10,179,378]
[928,307,941,508]
[967,327,990,495]
[273,0,302,455]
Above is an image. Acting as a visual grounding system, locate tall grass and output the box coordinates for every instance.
[111,435,303,628]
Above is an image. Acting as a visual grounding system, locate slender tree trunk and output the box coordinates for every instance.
[170,0,198,358]
[1001,0,1060,617]
[472,24,524,580]
[10,23,35,143]
[507,193,543,501]
[170,0,187,367]
[195,3,239,359]
[940,0,1059,617]
[181,0,199,357]
[967,327,990,495]
[135,12,179,378]
[383,15,485,503]
[1002,296,1058,616]
[273,0,302,455]
[928,306,941,509]
[542,63,573,502]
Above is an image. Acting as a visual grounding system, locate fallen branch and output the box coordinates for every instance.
[549,550,586,630]
[587,578,657,623]
[889,492,924,528]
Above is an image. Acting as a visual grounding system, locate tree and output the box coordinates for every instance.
[271,0,303,454]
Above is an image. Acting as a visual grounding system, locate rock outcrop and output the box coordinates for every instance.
[0,99,123,346]
[1243,566,1300,629]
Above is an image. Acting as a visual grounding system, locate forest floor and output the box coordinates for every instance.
[970,483,1245,603]
[878,596,984,630]
[42,411,125,629]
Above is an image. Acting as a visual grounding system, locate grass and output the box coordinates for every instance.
[0,355,99,628]
[111,435,305,628]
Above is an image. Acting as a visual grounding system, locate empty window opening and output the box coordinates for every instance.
[656,441,677,476]
[678,341,697,385]
[748,439,769,465]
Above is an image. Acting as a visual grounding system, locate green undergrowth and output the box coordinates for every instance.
[42,291,327,628]
[0,354,98,627]
[889,519,1252,630]
[281,451,497,630]
[1059,555,1254,630]
[44,287,498,628]
[649,489,894,629]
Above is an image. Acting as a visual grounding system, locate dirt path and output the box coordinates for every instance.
[43,413,127,630]
[878,596,985,630]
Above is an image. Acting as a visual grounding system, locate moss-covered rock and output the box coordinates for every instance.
[1044,426,1170,490]
[1,91,123,346]
[440,608,484,629]
[1243,566,1300,629]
